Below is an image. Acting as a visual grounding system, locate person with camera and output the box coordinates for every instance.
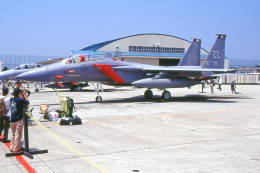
[9,87,29,152]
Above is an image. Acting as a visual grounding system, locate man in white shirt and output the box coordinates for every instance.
[218,77,222,91]
[0,87,11,143]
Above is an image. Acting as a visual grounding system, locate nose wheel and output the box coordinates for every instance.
[95,96,102,103]
[162,90,171,101]
[144,89,153,100]
[92,82,103,103]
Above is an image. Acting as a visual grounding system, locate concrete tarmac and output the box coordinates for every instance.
[0,84,260,173]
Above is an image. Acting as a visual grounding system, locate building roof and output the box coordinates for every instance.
[80,33,208,53]
[81,40,116,51]
[71,50,208,59]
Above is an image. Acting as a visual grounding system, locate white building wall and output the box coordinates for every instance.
[220,74,259,84]
[123,57,159,65]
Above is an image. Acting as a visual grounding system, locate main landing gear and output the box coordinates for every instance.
[144,89,153,100]
[34,82,41,92]
[161,90,171,101]
[144,89,171,101]
[70,86,83,91]
[76,85,82,91]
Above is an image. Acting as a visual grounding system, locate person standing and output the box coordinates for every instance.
[218,77,222,91]
[16,80,22,88]
[10,87,29,152]
[210,79,215,93]
[231,80,236,94]
[0,87,11,143]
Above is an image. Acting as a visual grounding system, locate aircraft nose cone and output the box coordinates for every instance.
[0,71,14,80]
[15,67,49,82]
[0,73,6,80]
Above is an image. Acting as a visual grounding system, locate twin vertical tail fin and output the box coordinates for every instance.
[178,39,201,66]
[202,34,226,69]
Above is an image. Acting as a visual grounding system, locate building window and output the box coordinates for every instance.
[129,46,185,54]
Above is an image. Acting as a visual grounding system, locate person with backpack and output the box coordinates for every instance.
[10,87,29,152]
[0,87,11,143]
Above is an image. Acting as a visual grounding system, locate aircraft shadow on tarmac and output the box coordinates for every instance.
[75,94,253,104]
[37,89,253,105]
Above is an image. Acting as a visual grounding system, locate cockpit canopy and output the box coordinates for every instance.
[62,54,104,64]
[13,64,43,70]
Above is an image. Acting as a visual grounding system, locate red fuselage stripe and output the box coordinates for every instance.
[93,64,124,84]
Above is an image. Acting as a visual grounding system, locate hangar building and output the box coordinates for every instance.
[71,33,229,68]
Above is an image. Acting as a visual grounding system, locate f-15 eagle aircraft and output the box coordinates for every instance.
[15,34,235,102]
[0,63,43,80]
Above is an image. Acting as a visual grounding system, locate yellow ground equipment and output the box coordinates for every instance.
[55,89,76,117]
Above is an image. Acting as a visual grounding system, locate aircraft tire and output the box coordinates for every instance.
[162,90,171,101]
[35,88,39,92]
[70,87,75,91]
[144,89,153,100]
[96,96,102,103]
[76,86,82,91]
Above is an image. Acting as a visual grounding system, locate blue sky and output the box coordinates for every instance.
[1,0,260,60]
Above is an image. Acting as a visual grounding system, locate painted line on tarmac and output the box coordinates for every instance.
[26,113,108,173]
[0,135,36,173]
[84,107,260,123]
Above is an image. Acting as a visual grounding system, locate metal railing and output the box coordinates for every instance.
[0,55,68,70]
[229,59,260,68]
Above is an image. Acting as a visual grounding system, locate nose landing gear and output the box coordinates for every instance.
[95,96,102,103]
[92,82,103,103]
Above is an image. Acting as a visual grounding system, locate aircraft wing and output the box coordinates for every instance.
[114,66,235,73]
[211,72,260,77]
[142,67,236,73]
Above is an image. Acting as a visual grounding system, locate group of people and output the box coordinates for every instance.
[202,78,222,94]
[202,78,237,94]
[1,80,23,89]
[0,85,30,152]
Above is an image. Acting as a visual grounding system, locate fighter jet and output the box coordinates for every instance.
[0,63,43,80]
[103,38,201,88]
[15,34,234,102]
